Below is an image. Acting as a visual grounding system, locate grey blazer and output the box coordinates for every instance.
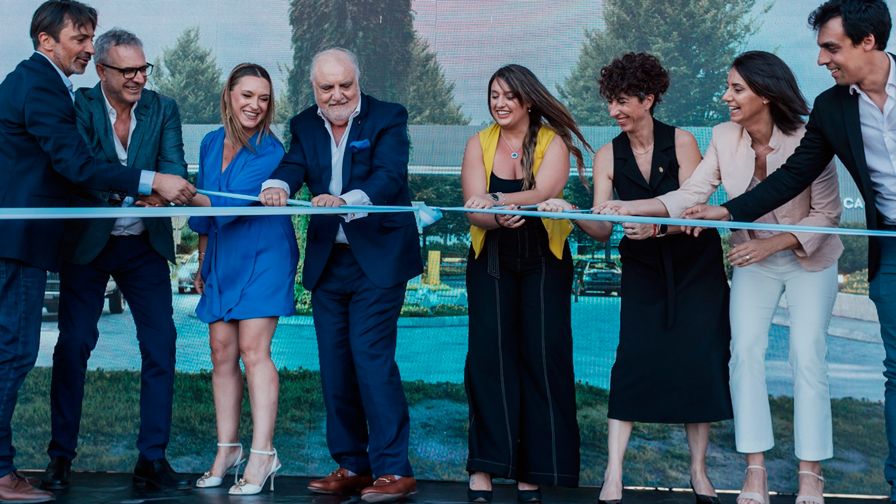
[65,83,187,264]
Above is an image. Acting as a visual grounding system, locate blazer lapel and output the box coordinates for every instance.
[311,117,333,190]
[727,127,758,197]
[648,127,675,189]
[841,89,875,194]
[341,94,369,190]
[612,134,651,191]
[127,96,150,169]
[87,85,120,163]
[616,155,651,191]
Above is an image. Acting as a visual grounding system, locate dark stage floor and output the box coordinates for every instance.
[19,471,886,504]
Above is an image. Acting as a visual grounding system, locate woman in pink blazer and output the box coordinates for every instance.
[598,51,842,504]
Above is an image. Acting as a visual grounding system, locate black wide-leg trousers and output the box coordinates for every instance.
[464,236,580,487]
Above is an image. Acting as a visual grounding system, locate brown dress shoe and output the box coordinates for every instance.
[360,475,417,503]
[307,467,373,495]
[0,472,55,502]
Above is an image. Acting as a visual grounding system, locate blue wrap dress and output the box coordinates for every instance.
[188,127,299,323]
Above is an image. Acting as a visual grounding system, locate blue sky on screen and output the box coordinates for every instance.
[1,0,894,124]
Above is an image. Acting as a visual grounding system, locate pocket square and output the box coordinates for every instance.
[349,139,371,152]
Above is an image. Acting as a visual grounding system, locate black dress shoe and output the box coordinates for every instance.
[690,480,721,504]
[468,487,493,502]
[42,456,71,490]
[517,488,541,503]
[133,457,191,490]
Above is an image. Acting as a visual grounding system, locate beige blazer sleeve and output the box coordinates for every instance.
[655,133,722,217]
[790,160,842,258]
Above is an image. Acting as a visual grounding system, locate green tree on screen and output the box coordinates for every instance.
[152,27,222,124]
[406,38,469,125]
[559,0,767,126]
[284,0,467,125]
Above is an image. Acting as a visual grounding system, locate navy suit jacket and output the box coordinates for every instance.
[0,53,141,271]
[723,58,895,280]
[64,84,187,264]
[271,94,423,290]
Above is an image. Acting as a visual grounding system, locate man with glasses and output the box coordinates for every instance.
[41,28,190,492]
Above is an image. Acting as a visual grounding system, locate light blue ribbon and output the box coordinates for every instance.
[3,188,895,238]
[440,206,896,237]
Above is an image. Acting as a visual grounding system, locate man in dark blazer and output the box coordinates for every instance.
[684,0,896,499]
[260,48,422,502]
[41,29,189,492]
[0,2,193,501]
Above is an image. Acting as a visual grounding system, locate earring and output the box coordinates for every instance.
[528,108,532,112]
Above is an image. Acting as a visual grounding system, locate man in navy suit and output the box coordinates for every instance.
[0,2,194,501]
[42,28,190,492]
[260,48,422,502]
[685,0,896,499]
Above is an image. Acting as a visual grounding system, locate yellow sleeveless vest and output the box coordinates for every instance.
[470,124,572,259]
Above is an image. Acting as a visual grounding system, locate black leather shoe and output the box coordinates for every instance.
[468,488,493,502]
[42,456,71,490]
[133,457,191,490]
[517,488,541,503]
[690,481,721,504]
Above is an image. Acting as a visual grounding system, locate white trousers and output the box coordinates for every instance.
[728,251,837,461]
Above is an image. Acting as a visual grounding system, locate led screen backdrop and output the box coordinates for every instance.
[1,0,892,494]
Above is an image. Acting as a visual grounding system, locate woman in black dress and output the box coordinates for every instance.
[540,53,732,503]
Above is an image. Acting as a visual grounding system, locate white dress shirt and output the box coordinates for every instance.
[262,99,370,244]
[851,54,896,224]
[101,89,145,235]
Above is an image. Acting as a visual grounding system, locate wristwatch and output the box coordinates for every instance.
[656,224,668,237]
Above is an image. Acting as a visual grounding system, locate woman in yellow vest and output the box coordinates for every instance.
[461,64,591,503]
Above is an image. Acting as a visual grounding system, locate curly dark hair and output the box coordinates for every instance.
[598,53,670,114]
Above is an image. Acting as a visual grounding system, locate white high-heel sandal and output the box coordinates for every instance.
[737,465,769,504]
[795,470,825,504]
[228,448,281,495]
[195,442,245,488]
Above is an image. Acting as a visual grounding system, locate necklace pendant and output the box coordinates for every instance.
[510,152,519,159]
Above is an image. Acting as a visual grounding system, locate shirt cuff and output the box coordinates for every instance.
[261,179,291,195]
[340,189,370,222]
[138,171,155,196]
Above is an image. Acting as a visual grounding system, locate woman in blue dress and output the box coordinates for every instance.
[189,63,298,496]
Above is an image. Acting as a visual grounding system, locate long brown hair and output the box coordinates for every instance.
[220,63,275,151]
[488,64,593,189]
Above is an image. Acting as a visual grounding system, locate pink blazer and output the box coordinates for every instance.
[656,122,843,271]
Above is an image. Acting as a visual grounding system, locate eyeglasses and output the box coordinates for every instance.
[100,62,154,79]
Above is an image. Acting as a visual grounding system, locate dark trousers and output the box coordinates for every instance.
[464,241,580,487]
[872,236,896,487]
[48,234,176,461]
[311,247,412,477]
[0,259,46,477]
